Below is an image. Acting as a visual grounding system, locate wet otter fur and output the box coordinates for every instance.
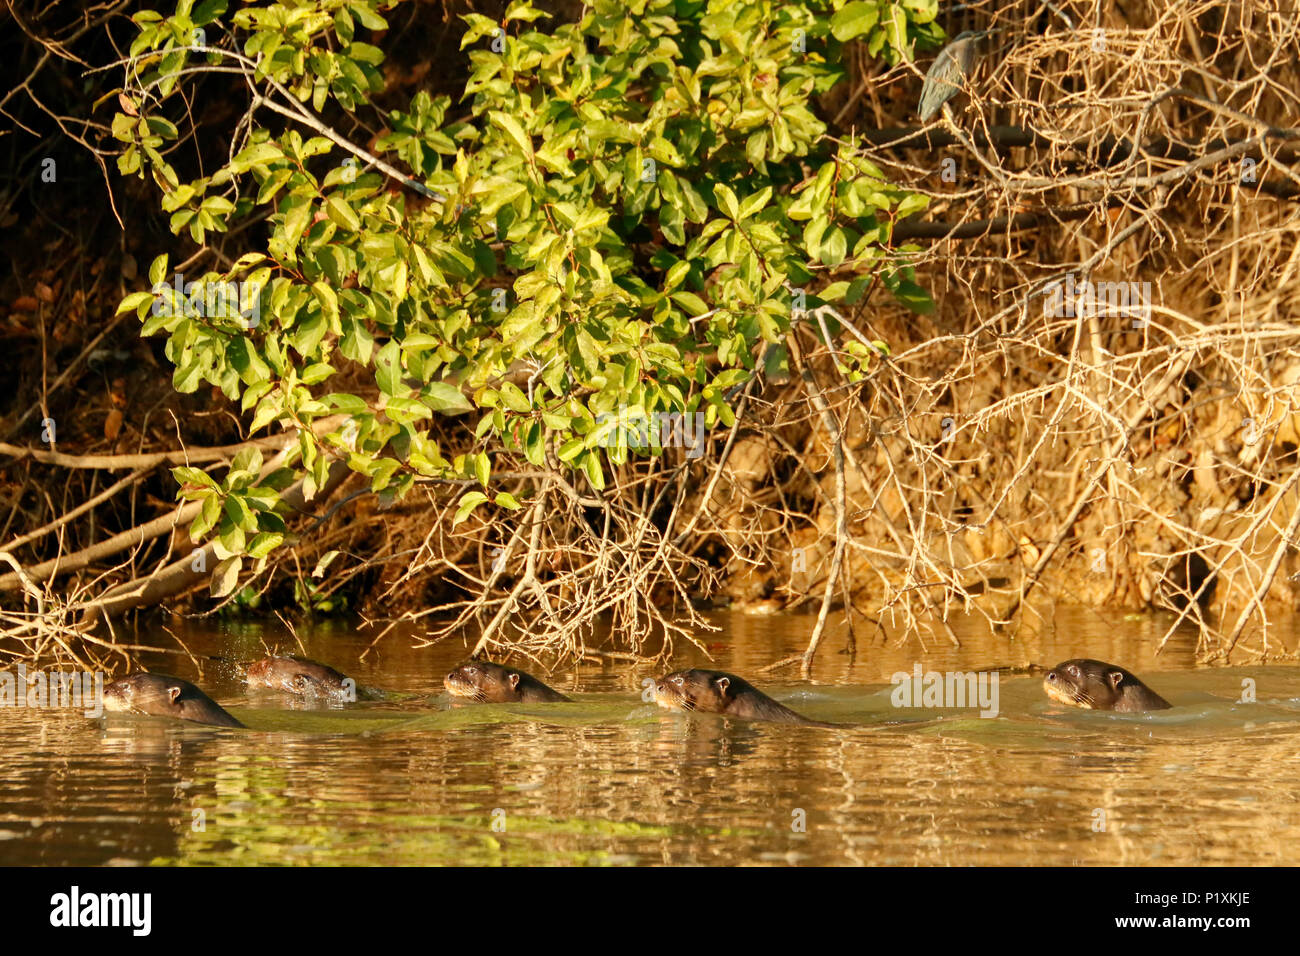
[654,669,837,727]
[1042,659,1171,713]
[443,661,570,703]
[245,655,358,701]
[103,673,244,728]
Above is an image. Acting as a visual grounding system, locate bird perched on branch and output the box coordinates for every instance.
[918,30,992,122]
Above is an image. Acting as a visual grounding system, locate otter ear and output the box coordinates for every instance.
[508,672,521,690]
[712,675,731,698]
[167,685,183,704]
[1107,669,1125,690]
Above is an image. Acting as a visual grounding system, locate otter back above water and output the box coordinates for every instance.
[102,673,244,728]
[21,608,1300,868]
[654,669,838,727]
[1042,659,1172,713]
[245,655,357,700]
[444,661,570,703]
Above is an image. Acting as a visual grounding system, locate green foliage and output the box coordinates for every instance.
[292,576,348,614]
[118,0,940,568]
[172,445,291,596]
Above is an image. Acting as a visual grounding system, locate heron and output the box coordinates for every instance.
[918,30,992,122]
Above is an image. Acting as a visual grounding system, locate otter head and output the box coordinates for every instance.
[444,661,522,702]
[654,669,733,714]
[284,673,315,696]
[101,680,135,713]
[1043,659,1124,709]
[102,675,185,714]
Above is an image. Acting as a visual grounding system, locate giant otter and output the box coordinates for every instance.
[102,673,244,728]
[654,669,837,727]
[1042,659,1171,713]
[444,661,570,703]
[246,655,357,701]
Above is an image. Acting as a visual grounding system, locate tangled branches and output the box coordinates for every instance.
[796,0,1300,661]
[6,0,1300,674]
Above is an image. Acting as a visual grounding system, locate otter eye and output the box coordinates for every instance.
[1067,665,1080,678]
[672,676,683,685]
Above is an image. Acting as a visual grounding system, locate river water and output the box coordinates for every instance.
[2,608,1298,865]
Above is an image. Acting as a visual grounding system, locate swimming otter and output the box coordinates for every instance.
[1042,659,1171,713]
[443,661,570,703]
[654,669,837,727]
[245,656,357,701]
[102,674,244,728]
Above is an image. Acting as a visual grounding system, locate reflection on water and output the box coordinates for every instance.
[2,608,1299,865]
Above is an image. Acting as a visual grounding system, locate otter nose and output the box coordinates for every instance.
[1045,672,1057,683]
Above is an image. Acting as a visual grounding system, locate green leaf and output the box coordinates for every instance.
[173,466,218,489]
[738,187,772,220]
[250,395,283,433]
[557,437,585,462]
[229,337,271,386]
[192,0,228,28]
[229,447,263,484]
[375,340,402,396]
[301,362,335,385]
[232,141,284,171]
[312,549,341,578]
[819,281,851,302]
[322,392,369,414]
[831,2,880,41]
[190,492,222,540]
[292,312,327,358]
[422,382,474,415]
[215,522,245,559]
[173,358,203,394]
[148,254,169,287]
[341,317,374,364]
[412,245,446,288]
[499,381,531,412]
[350,4,388,29]
[490,111,532,156]
[210,555,242,598]
[894,279,935,314]
[325,195,362,230]
[224,494,258,533]
[384,396,433,422]
[714,183,740,220]
[312,281,339,327]
[582,450,606,491]
[671,291,710,316]
[896,193,930,219]
[281,197,313,249]
[117,291,154,315]
[452,490,490,527]
[246,531,284,559]
[821,227,848,268]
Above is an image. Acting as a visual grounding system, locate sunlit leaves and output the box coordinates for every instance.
[114,0,937,572]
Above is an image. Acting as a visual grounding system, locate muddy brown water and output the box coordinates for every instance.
[2,608,1299,865]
